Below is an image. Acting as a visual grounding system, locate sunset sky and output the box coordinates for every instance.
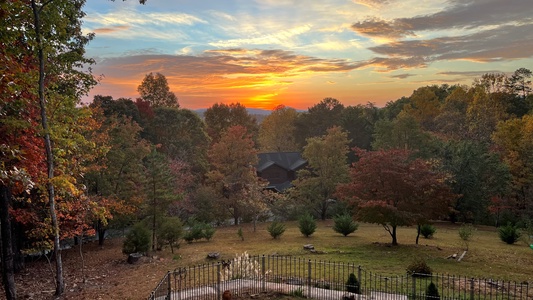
[82,0,533,110]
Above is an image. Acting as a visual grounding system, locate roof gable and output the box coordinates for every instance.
[257,152,306,172]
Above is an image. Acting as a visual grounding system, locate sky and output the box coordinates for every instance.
[82,0,533,110]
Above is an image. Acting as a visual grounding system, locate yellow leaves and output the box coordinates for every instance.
[51,174,82,197]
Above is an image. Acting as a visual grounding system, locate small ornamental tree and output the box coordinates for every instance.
[298,213,317,237]
[336,148,456,245]
[459,223,476,250]
[333,213,358,236]
[157,217,183,253]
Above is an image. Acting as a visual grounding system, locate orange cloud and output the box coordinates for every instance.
[88,49,370,110]
[93,25,131,34]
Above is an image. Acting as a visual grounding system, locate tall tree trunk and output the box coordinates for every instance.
[415,224,421,245]
[152,179,157,251]
[1,185,17,300]
[391,225,398,246]
[321,202,327,221]
[31,1,64,296]
[97,221,107,247]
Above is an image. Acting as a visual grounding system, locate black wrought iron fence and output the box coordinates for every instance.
[147,254,531,300]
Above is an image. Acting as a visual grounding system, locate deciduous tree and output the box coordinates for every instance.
[137,72,179,108]
[258,105,299,152]
[24,0,96,295]
[336,149,456,245]
[492,115,533,222]
[144,107,210,176]
[372,111,435,158]
[204,103,258,144]
[438,141,510,223]
[206,126,261,225]
[294,98,344,148]
[291,126,350,220]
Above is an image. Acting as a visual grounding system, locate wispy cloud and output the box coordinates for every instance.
[352,0,533,39]
[348,0,533,71]
[352,0,394,9]
[93,25,131,34]
[390,73,415,79]
[209,25,312,48]
[84,0,533,109]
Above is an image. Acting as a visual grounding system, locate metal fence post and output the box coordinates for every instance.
[217,263,221,300]
[262,255,266,292]
[167,271,171,300]
[412,275,416,300]
[357,266,362,300]
[307,260,312,298]
[470,278,475,300]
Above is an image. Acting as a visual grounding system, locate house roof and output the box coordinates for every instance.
[265,181,294,193]
[256,152,306,172]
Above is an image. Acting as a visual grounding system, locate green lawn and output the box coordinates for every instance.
[169,220,533,282]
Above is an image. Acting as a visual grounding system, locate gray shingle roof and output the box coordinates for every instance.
[257,152,306,172]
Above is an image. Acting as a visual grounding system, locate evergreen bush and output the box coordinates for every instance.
[425,282,440,300]
[267,221,286,239]
[333,213,358,236]
[183,221,216,243]
[157,217,183,253]
[122,222,151,254]
[498,223,521,244]
[420,224,436,239]
[298,212,317,237]
[202,223,216,241]
[345,273,361,294]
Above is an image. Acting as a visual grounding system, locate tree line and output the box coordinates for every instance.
[2,0,533,299]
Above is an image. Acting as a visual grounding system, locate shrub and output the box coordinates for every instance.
[458,223,475,250]
[122,222,151,254]
[202,223,216,241]
[406,259,432,277]
[183,231,195,243]
[267,221,286,239]
[289,287,305,298]
[426,282,440,300]
[333,213,358,236]
[183,221,216,243]
[345,273,360,294]
[298,213,317,237]
[498,223,521,244]
[237,227,244,241]
[420,224,436,239]
[157,217,183,253]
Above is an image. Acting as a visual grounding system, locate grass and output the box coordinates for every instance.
[166,220,533,283]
